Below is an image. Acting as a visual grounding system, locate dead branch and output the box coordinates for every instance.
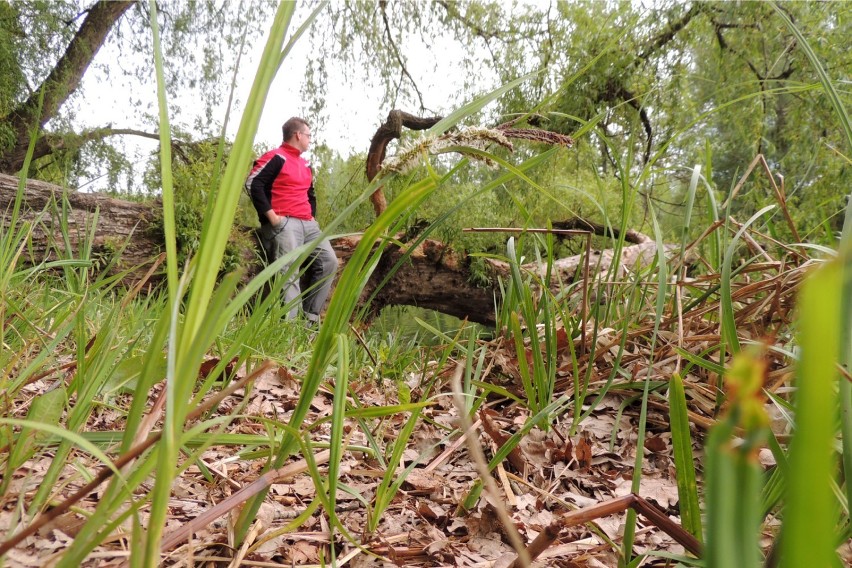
[551,218,651,244]
[520,492,703,563]
[365,111,572,217]
[366,110,443,216]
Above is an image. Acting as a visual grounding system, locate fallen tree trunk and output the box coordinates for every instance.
[1,174,666,326]
[0,173,159,274]
[334,234,499,324]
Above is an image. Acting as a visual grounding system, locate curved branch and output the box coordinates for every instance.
[81,127,161,142]
[365,110,442,216]
[18,127,160,167]
[603,82,653,164]
[636,4,703,63]
[366,111,573,217]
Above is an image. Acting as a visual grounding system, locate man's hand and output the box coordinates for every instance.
[266,210,281,225]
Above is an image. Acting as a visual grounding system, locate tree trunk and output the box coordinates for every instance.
[1,174,668,326]
[1,1,135,172]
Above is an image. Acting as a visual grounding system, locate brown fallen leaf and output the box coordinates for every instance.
[404,469,444,493]
[574,433,593,471]
[480,409,527,473]
[644,435,668,453]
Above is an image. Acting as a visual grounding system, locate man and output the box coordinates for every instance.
[245,117,338,322]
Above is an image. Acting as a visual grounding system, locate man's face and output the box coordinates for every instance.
[295,127,312,152]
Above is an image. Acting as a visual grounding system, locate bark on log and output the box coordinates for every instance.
[334,234,501,324]
[1,174,668,326]
[0,173,160,277]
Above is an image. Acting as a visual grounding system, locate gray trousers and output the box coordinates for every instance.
[259,217,338,321]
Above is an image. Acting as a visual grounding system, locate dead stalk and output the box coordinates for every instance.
[449,364,531,568]
[556,493,702,557]
[722,153,801,243]
[161,449,332,552]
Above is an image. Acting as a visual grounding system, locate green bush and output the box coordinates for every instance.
[146,139,257,274]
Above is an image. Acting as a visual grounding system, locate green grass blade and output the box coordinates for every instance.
[1,387,65,496]
[781,259,842,567]
[677,164,700,273]
[369,407,424,533]
[236,171,439,540]
[277,1,328,71]
[770,4,851,160]
[704,417,740,568]
[328,333,349,530]
[145,1,299,560]
[428,73,537,136]
[149,0,178,301]
[182,0,297,349]
[0,418,124,481]
[773,1,852,535]
[705,347,769,568]
[668,373,702,543]
[623,202,667,565]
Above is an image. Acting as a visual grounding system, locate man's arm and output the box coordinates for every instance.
[246,154,285,224]
[308,181,317,219]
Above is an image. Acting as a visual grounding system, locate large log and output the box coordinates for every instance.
[0,173,160,275]
[1,174,666,326]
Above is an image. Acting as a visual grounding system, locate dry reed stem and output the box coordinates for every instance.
[161,448,332,552]
[449,364,531,568]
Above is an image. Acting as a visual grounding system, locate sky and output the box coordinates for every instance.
[75,3,497,191]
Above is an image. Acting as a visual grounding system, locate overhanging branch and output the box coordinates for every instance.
[366,110,572,217]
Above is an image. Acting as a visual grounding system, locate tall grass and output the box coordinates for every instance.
[772,3,852,566]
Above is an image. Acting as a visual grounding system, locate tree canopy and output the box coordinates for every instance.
[0,0,274,187]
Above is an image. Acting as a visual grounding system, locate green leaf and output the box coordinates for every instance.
[781,259,842,567]
[668,373,702,543]
[1,387,66,495]
[0,418,124,481]
[104,355,167,395]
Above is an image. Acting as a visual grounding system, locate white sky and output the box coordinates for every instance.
[76,3,498,191]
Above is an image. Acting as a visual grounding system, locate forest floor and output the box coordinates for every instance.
[5,255,852,567]
[7,350,709,568]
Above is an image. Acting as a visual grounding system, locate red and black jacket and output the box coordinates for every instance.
[245,143,316,225]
